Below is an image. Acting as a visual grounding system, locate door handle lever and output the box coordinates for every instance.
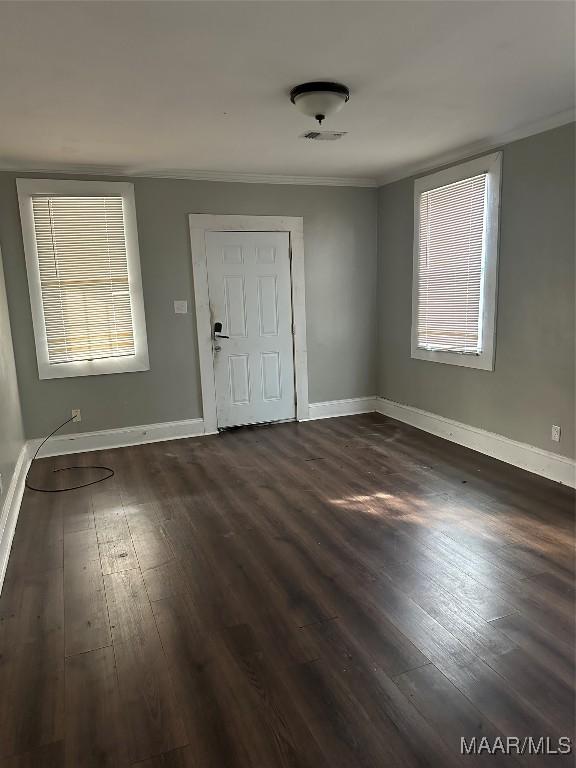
[213,321,229,339]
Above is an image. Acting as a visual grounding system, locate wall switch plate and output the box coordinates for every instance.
[72,409,82,423]
[174,300,188,314]
[0,473,3,496]
[551,425,561,442]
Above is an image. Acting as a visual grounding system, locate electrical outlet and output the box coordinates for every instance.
[551,425,561,442]
[72,409,82,423]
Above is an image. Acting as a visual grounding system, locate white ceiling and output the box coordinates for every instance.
[0,1,574,185]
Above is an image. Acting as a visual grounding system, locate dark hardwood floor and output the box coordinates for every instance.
[0,413,574,767]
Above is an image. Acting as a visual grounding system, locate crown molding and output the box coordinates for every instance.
[0,163,379,188]
[377,108,576,187]
[3,108,572,190]
[136,169,379,187]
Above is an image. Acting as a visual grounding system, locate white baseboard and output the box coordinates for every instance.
[29,400,376,457]
[33,417,211,458]
[306,396,378,421]
[0,444,31,593]
[376,397,576,488]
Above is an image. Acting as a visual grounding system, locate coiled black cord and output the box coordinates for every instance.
[25,416,115,493]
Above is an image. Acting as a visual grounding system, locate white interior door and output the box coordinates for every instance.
[206,231,296,429]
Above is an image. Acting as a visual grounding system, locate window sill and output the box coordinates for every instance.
[411,346,494,371]
[37,353,150,380]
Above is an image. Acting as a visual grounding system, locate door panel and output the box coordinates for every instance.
[261,351,281,401]
[257,275,279,336]
[228,354,251,405]
[206,231,295,428]
[223,276,247,337]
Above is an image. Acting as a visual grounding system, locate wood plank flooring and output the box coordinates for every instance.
[0,413,574,767]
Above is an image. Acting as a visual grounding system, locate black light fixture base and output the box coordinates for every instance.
[289,81,350,104]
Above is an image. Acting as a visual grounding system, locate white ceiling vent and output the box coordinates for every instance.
[300,131,347,141]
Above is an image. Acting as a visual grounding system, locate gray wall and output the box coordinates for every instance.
[378,123,575,459]
[0,175,378,438]
[1,124,573,458]
[0,245,25,508]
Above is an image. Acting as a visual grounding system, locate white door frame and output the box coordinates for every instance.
[189,214,309,433]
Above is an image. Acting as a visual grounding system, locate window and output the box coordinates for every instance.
[411,152,502,370]
[17,179,149,379]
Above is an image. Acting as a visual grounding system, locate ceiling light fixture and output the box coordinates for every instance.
[290,81,350,125]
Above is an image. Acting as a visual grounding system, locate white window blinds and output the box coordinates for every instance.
[416,173,487,353]
[31,195,136,364]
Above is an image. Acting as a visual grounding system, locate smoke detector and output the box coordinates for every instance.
[290,81,350,125]
[300,131,347,141]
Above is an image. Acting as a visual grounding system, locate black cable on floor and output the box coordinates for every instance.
[25,416,115,493]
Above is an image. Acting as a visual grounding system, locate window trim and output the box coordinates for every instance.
[410,151,502,371]
[17,178,149,380]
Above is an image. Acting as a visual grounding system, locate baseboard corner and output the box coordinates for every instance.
[306,396,378,421]
[33,417,208,458]
[0,444,31,593]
